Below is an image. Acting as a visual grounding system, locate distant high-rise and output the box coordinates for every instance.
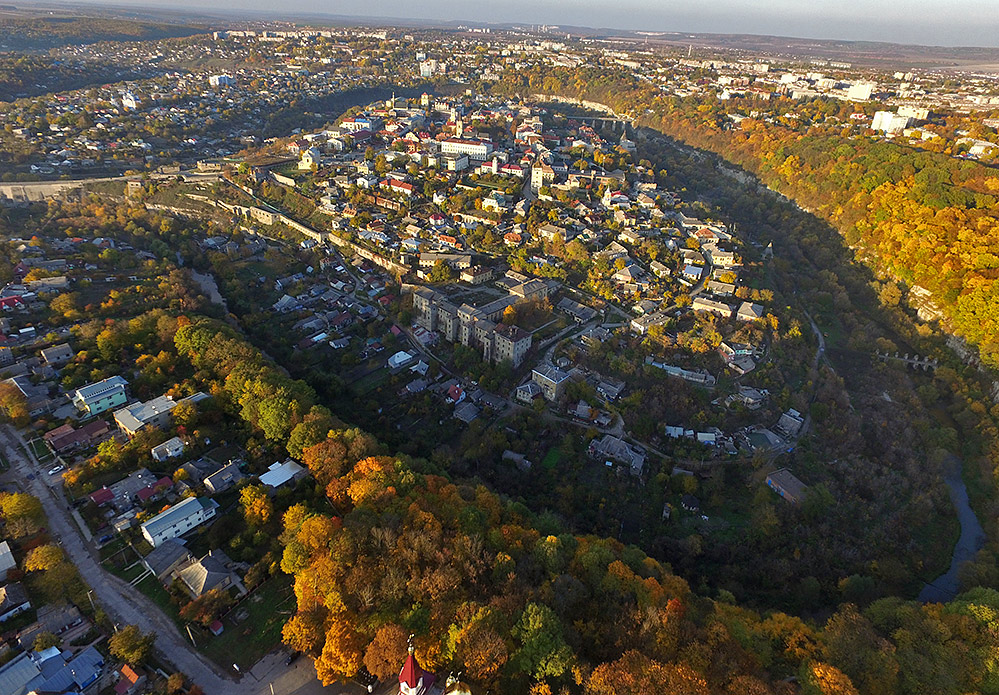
[209,74,235,87]
[120,92,140,110]
[872,110,912,134]
[897,105,930,121]
[847,83,875,101]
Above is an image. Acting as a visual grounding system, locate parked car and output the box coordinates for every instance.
[48,464,64,475]
[284,651,302,666]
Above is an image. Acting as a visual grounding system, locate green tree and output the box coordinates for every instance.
[109,625,155,665]
[427,260,455,284]
[512,603,574,680]
[33,631,60,651]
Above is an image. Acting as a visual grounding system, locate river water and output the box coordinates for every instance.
[919,457,985,603]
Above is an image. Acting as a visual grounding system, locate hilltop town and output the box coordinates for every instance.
[0,9,998,695]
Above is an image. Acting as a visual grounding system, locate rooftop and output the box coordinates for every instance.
[141,497,218,537]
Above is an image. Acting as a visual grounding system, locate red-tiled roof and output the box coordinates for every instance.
[89,487,114,505]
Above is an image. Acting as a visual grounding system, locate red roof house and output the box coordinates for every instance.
[89,487,115,506]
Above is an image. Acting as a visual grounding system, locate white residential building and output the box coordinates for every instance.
[872,111,913,134]
[141,497,219,547]
[440,138,494,161]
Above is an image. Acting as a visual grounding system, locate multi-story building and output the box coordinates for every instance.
[460,266,494,285]
[846,82,874,101]
[872,110,913,134]
[412,287,532,367]
[418,252,472,269]
[440,138,494,161]
[141,497,220,547]
[531,364,570,402]
[114,395,177,436]
[208,74,235,87]
[692,296,734,318]
[72,376,128,415]
[489,324,532,366]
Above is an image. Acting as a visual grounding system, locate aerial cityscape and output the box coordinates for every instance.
[0,1,998,694]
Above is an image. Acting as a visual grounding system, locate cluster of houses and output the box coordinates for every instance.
[0,540,110,695]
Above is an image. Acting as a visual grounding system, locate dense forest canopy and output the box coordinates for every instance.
[0,15,203,51]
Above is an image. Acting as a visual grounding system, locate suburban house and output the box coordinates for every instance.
[114,395,177,436]
[140,497,220,547]
[515,381,542,403]
[141,539,193,582]
[71,376,128,415]
[588,434,647,476]
[42,420,111,454]
[0,582,31,622]
[115,664,147,695]
[175,550,244,598]
[0,542,15,582]
[766,468,808,505]
[259,460,306,490]
[204,462,244,494]
[776,409,805,437]
[115,391,208,437]
[737,301,765,321]
[150,436,185,463]
[0,645,104,695]
[88,468,171,513]
[39,343,74,367]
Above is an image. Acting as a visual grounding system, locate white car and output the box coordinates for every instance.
[48,465,64,476]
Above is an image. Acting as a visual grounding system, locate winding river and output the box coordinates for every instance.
[919,457,985,603]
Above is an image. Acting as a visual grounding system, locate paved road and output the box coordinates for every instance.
[0,425,358,695]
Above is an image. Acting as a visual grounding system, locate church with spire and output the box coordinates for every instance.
[399,642,436,695]
[397,638,472,695]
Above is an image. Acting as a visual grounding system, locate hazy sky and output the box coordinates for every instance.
[55,0,999,47]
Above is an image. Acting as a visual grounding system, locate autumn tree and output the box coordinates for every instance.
[33,631,60,651]
[282,605,329,656]
[314,620,364,685]
[179,588,234,627]
[109,625,155,665]
[240,484,273,527]
[586,651,709,695]
[0,382,30,426]
[24,544,64,571]
[287,405,337,458]
[801,663,859,695]
[364,623,409,681]
[457,619,509,682]
[0,492,44,537]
